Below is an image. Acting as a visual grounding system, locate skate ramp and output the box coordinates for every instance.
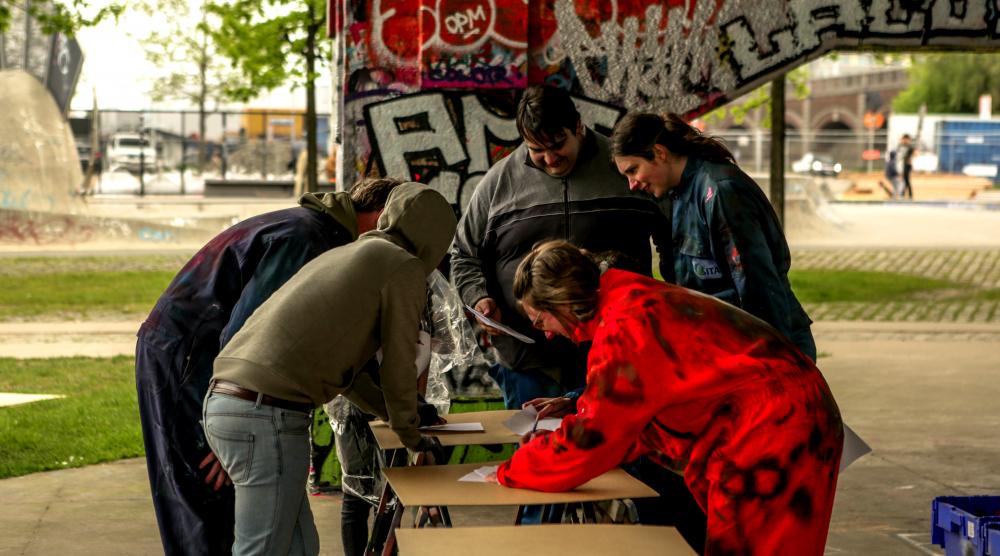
[749,174,848,244]
[0,70,82,213]
[0,69,222,248]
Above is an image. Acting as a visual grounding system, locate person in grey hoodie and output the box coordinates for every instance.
[135,177,401,556]
[204,182,457,556]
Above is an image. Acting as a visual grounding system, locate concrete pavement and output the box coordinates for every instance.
[2,195,999,554]
[2,322,998,555]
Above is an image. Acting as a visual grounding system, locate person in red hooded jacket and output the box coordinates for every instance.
[496,240,843,555]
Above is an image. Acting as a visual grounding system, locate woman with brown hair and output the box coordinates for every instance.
[610,112,816,361]
[496,240,843,556]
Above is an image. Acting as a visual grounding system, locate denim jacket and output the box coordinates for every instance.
[668,157,813,353]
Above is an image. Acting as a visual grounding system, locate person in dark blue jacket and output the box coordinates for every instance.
[611,112,816,361]
[135,177,401,555]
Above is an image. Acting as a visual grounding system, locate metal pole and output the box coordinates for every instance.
[221,112,228,179]
[180,111,186,195]
[139,114,146,196]
[770,74,786,226]
[23,0,31,69]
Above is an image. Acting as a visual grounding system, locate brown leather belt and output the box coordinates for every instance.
[210,380,314,413]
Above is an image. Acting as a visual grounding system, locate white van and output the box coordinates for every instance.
[106,132,156,172]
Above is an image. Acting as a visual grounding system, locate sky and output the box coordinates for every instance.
[69,3,331,113]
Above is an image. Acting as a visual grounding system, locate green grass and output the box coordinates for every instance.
[0,356,143,479]
[0,270,174,319]
[0,355,509,480]
[788,269,959,303]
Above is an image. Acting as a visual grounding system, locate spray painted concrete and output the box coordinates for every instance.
[332,0,1000,204]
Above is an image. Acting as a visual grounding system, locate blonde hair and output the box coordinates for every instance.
[513,240,601,324]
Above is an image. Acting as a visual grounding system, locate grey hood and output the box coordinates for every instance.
[299,192,358,240]
[366,182,456,275]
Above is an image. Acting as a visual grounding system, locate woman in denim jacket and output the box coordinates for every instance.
[610,112,815,361]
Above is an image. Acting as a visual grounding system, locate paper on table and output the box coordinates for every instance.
[458,465,499,483]
[503,405,562,436]
[840,423,871,471]
[464,304,536,344]
[418,422,485,432]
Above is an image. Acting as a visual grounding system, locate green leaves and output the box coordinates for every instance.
[0,0,123,36]
[205,0,329,100]
[894,53,1000,114]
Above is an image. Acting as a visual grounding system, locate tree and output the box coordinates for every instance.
[701,65,810,128]
[133,0,248,170]
[894,53,1000,114]
[0,0,120,36]
[207,0,329,192]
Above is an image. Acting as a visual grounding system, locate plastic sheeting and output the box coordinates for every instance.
[326,270,494,503]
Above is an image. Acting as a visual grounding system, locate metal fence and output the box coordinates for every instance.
[712,129,892,176]
[70,109,332,196]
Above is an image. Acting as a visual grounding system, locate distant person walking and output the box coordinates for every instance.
[897,134,915,199]
[885,150,902,199]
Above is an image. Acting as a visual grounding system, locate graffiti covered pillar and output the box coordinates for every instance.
[332,0,1000,212]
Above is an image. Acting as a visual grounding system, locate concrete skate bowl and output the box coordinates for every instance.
[749,174,847,243]
[0,70,81,214]
[0,69,219,248]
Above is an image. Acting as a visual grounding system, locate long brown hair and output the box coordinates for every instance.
[513,240,601,325]
[610,112,734,164]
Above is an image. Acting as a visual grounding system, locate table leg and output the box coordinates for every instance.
[379,500,405,556]
[366,449,406,556]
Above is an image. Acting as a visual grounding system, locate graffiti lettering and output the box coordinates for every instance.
[368,0,527,88]
[359,91,623,209]
[137,227,175,242]
[444,5,487,40]
[426,60,514,86]
[0,213,96,244]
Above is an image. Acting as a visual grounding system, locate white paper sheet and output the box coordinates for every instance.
[840,423,872,471]
[418,422,485,432]
[464,305,536,344]
[503,405,563,436]
[458,465,499,483]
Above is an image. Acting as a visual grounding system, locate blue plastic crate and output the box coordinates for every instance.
[989,525,1000,556]
[932,496,1000,556]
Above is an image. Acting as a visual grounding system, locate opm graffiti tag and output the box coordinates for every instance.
[444,4,488,39]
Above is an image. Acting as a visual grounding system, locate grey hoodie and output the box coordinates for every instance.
[213,182,457,449]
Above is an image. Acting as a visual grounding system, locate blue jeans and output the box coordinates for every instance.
[203,393,318,555]
[487,364,565,409]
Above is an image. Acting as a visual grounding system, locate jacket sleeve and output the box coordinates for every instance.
[704,178,796,338]
[219,236,325,348]
[340,358,389,422]
[373,259,427,450]
[497,313,680,492]
[449,172,494,307]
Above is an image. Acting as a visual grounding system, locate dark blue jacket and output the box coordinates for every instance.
[668,157,813,354]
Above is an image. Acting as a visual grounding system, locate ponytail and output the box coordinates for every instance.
[611,112,735,164]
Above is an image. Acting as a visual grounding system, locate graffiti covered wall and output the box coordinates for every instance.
[334,0,1000,200]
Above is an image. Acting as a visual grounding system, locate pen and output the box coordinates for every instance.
[530,412,540,434]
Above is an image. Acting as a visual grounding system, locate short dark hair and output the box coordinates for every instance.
[349,177,404,212]
[516,86,581,145]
